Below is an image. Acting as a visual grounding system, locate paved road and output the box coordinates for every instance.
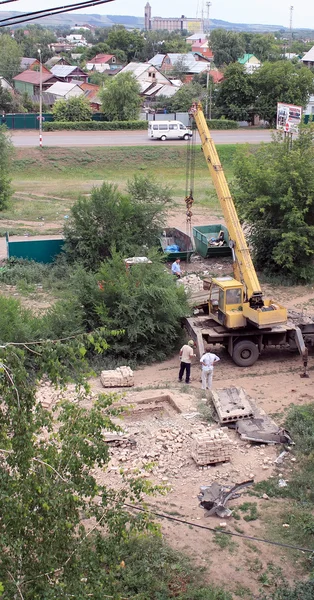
[11,129,274,147]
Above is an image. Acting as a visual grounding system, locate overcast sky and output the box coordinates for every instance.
[4,0,314,30]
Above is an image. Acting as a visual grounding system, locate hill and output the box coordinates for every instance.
[0,10,312,33]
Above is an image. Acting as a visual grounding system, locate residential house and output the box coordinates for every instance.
[238,54,261,73]
[186,33,213,60]
[80,82,101,111]
[20,57,51,74]
[85,54,122,73]
[66,34,88,46]
[50,65,89,83]
[149,53,211,82]
[301,46,314,67]
[45,56,71,69]
[118,62,180,102]
[49,42,75,54]
[45,81,84,100]
[208,69,224,84]
[13,70,59,95]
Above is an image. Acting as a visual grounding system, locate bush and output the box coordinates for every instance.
[52,96,92,122]
[64,175,172,270]
[206,119,239,129]
[43,120,147,131]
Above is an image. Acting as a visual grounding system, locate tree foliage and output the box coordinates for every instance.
[0,125,13,211]
[95,250,189,363]
[99,72,141,121]
[161,81,204,112]
[52,96,92,122]
[209,29,245,67]
[0,34,21,82]
[215,63,255,121]
[253,61,314,125]
[64,175,172,270]
[234,127,314,282]
[106,25,144,61]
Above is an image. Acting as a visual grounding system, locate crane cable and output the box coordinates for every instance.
[185,116,196,238]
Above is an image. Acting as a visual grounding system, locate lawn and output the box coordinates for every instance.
[2,144,247,232]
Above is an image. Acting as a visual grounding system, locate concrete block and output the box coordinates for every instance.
[211,387,254,423]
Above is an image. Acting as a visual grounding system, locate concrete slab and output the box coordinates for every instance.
[211,387,254,423]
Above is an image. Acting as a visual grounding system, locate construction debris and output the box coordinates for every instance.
[198,479,254,517]
[191,430,232,466]
[101,366,134,388]
[211,387,254,423]
[210,387,292,445]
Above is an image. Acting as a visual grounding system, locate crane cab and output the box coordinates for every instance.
[209,277,246,329]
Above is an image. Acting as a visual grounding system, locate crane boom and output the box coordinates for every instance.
[190,102,262,305]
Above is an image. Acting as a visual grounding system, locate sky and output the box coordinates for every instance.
[5,0,314,30]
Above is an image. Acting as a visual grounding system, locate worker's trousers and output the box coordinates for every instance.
[201,367,213,390]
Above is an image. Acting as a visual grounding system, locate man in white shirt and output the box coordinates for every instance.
[178,340,195,384]
[200,347,220,390]
[171,258,181,278]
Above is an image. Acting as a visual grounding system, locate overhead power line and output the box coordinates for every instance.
[0,0,114,28]
[124,503,314,555]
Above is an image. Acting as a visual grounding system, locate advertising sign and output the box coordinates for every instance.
[276,102,302,133]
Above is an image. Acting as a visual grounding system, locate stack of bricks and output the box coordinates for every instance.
[100,366,134,388]
[191,430,232,466]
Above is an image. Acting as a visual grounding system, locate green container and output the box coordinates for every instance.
[6,234,64,263]
[192,224,232,258]
[159,227,194,262]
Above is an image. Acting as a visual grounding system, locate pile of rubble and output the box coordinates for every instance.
[101,366,134,388]
[191,430,232,466]
[178,273,203,293]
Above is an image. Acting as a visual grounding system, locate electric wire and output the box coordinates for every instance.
[0,0,114,27]
[124,503,314,554]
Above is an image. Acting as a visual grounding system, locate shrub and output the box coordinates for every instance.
[43,120,147,131]
[52,96,92,122]
[64,175,171,270]
[206,119,239,129]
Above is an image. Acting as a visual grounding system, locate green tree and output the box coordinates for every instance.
[161,81,204,112]
[99,72,141,121]
[215,63,255,121]
[95,250,189,362]
[0,35,21,82]
[170,55,189,81]
[0,84,14,113]
[253,60,314,126]
[0,125,13,211]
[209,29,245,67]
[106,25,144,61]
[233,127,314,282]
[52,96,92,122]
[64,175,172,270]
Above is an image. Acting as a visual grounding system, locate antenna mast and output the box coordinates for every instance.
[289,5,294,52]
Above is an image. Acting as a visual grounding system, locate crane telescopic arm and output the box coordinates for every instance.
[190,102,263,306]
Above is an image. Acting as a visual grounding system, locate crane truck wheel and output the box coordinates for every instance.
[232,339,259,367]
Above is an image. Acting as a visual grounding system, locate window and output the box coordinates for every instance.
[153,124,158,130]
[179,124,186,130]
[112,57,116,63]
[226,288,242,305]
[219,288,224,310]
[148,72,152,77]
[169,124,178,130]
[159,124,168,130]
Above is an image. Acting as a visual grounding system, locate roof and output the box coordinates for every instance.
[80,82,100,92]
[148,53,165,67]
[88,54,114,64]
[164,53,211,73]
[45,56,70,68]
[13,70,55,84]
[119,62,150,77]
[209,70,224,84]
[21,57,37,70]
[50,65,87,77]
[301,46,314,62]
[45,81,82,96]
[31,92,57,105]
[155,85,179,98]
[186,32,207,41]
[238,53,258,64]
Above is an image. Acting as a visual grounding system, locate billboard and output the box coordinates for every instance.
[277,102,302,133]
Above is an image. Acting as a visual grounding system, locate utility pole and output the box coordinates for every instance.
[289,5,294,54]
[205,65,212,119]
[206,1,211,34]
[38,48,43,148]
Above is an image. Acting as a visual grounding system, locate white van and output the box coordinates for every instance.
[148,120,193,141]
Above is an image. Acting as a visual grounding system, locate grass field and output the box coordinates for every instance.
[1,144,249,232]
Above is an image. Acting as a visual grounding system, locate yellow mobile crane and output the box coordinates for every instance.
[185,102,311,372]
